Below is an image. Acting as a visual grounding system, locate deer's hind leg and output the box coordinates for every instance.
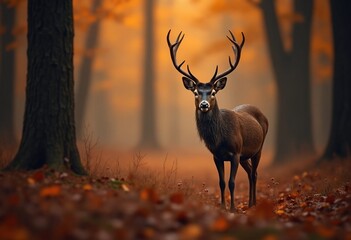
[239,157,255,207]
[250,149,262,206]
[228,154,240,212]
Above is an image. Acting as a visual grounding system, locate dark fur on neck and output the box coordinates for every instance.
[195,102,224,152]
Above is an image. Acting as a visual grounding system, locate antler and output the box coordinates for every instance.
[210,31,245,84]
[167,30,198,83]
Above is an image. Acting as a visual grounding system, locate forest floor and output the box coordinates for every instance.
[0,150,350,240]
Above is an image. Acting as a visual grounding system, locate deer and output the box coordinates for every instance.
[167,30,269,211]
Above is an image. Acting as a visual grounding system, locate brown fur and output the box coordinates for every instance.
[196,99,268,210]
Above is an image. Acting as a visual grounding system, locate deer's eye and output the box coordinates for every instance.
[211,90,216,98]
[194,90,199,98]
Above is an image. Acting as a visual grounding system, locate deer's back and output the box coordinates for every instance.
[232,104,268,157]
[234,104,268,135]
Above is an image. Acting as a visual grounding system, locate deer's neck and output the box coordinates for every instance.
[195,101,224,151]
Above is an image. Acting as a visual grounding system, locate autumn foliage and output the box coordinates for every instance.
[0,158,350,239]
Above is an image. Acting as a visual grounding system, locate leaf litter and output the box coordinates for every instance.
[0,159,350,240]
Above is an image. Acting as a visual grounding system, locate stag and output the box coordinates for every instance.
[167,30,268,211]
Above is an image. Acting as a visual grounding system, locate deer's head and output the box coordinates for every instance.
[167,30,245,113]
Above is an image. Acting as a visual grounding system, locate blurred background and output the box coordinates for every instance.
[1,0,333,170]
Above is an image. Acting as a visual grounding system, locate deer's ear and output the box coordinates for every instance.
[182,77,196,91]
[214,77,227,91]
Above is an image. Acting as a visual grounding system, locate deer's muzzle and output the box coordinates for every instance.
[199,100,210,112]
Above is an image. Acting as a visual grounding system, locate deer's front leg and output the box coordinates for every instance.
[214,156,225,209]
[229,154,240,212]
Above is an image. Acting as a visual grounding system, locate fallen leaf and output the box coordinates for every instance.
[40,185,61,197]
[137,227,155,239]
[139,188,159,203]
[86,192,103,209]
[121,184,130,192]
[262,234,279,240]
[181,224,202,239]
[250,199,275,219]
[211,216,229,232]
[83,184,93,191]
[293,175,300,182]
[32,171,45,182]
[288,191,299,199]
[275,209,285,216]
[317,226,335,238]
[170,192,184,204]
[325,194,335,204]
[27,177,36,186]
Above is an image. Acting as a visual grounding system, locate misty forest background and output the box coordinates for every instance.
[0,0,351,238]
[0,0,349,171]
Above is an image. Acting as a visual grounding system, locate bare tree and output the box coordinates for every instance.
[0,1,16,145]
[251,0,315,163]
[321,0,351,160]
[139,0,159,148]
[5,0,86,174]
[75,0,102,137]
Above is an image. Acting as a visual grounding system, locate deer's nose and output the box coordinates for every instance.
[199,100,210,112]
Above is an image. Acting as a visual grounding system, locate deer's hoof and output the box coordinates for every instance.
[229,206,236,213]
[219,203,226,210]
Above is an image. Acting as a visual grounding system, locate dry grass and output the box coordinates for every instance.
[79,125,122,178]
[161,153,178,192]
[313,158,351,195]
[126,151,181,193]
[78,140,205,198]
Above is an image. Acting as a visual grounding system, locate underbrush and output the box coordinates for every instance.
[1,137,351,239]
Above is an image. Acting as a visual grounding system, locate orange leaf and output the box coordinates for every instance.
[86,192,103,209]
[170,192,184,204]
[27,177,35,186]
[211,216,229,232]
[300,202,307,208]
[293,175,300,181]
[83,184,93,191]
[137,227,155,239]
[250,199,275,219]
[32,170,45,182]
[139,188,159,203]
[181,224,202,239]
[40,185,61,197]
[275,209,285,216]
[262,234,279,240]
[0,215,29,240]
[317,226,335,238]
[288,191,299,199]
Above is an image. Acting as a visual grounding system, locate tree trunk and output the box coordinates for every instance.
[260,0,314,163]
[165,0,180,146]
[139,0,159,148]
[75,0,101,137]
[5,0,86,174]
[321,0,351,160]
[0,2,16,146]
